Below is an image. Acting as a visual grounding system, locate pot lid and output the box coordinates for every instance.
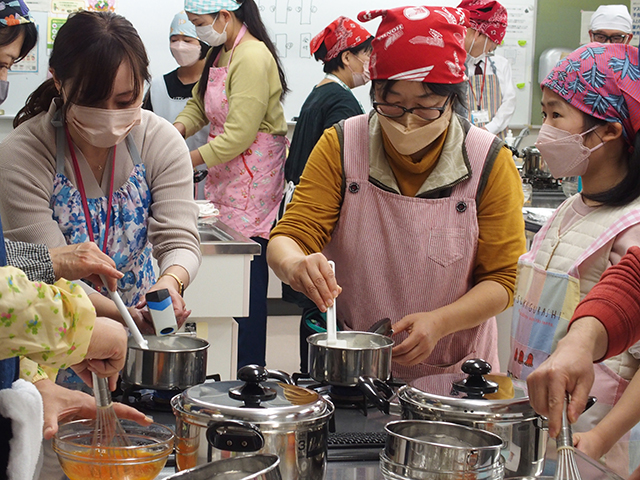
[400,359,536,420]
[173,365,331,426]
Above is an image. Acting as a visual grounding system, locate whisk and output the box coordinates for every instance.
[91,371,131,450]
[554,394,581,480]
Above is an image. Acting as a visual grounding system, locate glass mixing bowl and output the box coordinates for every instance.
[52,418,174,480]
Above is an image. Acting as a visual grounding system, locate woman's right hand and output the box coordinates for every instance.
[285,253,341,312]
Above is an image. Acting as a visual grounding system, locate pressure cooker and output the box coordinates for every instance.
[360,359,547,478]
[171,365,334,480]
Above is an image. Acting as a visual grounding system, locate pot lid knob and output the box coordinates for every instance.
[451,359,499,399]
[228,365,277,406]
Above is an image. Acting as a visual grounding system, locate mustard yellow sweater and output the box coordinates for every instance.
[271,124,526,306]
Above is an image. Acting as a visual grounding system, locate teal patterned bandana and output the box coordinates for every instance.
[184,0,241,15]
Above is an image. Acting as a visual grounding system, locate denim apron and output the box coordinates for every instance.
[509,203,640,476]
[50,115,154,388]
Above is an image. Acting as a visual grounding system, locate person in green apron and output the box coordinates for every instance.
[459,0,516,139]
[509,42,640,477]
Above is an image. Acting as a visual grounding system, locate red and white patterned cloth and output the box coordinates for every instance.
[310,16,372,63]
[358,6,468,84]
[458,0,507,45]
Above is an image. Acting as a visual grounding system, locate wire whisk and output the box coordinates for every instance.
[554,394,582,480]
[91,372,131,450]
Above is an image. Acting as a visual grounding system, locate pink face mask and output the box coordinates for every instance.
[170,40,201,67]
[534,124,605,178]
[66,103,142,148]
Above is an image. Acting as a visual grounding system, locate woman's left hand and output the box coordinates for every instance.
[391,311,446,366]
[143,277,191,327]
[35,379,152,440]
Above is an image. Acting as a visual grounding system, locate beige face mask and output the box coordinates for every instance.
[378,104,453,156]
[66,103,142,148]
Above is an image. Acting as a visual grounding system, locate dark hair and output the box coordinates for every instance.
[199,40,211,60]
[580,114,640,207]
[314,37,373,74]
[196,0,288,100]
[14,11,150,128]
[0,22,38,62]
[370,80,468,114]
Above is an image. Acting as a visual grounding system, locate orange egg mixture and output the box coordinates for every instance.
[60,449,167,480]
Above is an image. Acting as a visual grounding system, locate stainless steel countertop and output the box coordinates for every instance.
[198,219,261,255]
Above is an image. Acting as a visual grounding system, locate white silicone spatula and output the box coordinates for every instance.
[326,261,346,347]
[100,275,148,349]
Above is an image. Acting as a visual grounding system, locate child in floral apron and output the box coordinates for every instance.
[509,43,640,477]
[176,0,288,368]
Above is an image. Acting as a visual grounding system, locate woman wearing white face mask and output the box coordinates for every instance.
[174,0,288,369]
[268,6,526,383]
[143,11,211,155]
[459,0,516,139]
[280,16,372,373]
[0,11,201,340]
[508,42,640,476]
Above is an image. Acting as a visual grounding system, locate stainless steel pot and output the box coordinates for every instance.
[381,420,504,480]
[308,331,393,386]
[171,365,334,480]
[522,146,552,180]
[361,359,547,478]
[165,454,281,480]
[123,335,209,390]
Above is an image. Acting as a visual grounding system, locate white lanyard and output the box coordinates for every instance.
[324,74,365,113]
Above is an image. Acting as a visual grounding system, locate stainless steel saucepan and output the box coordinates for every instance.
[123,335,209,390]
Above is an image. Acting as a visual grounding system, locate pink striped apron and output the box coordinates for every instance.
[203,25,287,239]
[467,58,505,139]
[324,114,500,383]
[509,207,640,476]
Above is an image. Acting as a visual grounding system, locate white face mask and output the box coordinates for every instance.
[467,36,493,64]
[170,40,202,67]
[195,14,228,47]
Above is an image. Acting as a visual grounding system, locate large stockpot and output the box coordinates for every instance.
[361,359,547,478]
[165,454,282,480]
[123,335,209,390]
[521,146,552,180]
[171,365,334,480]
[308,331,393,386]
[381,420,505,480]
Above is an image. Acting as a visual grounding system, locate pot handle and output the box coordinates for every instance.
[265,368,294,385]
[206,420,265,452]
[358,375,395,415]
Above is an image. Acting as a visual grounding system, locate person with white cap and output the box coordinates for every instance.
[143,11,211,153]
[459,0,517,139]
[268,6,525,384]
[589,4,633,45]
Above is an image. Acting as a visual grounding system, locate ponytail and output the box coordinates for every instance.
[14,79,58,128]
[196,0,288,101]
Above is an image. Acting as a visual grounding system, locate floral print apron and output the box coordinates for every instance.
[203,25,287,239]
[51,116,155,388]
[509,205,640,476]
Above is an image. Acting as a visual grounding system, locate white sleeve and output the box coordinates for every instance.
[484,55,517,135]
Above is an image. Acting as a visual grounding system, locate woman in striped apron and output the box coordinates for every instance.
[268,6,526,384]
[509,43,640,477]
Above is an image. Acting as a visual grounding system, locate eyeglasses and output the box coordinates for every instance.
[373,96,452,120]
[592,32,628,44]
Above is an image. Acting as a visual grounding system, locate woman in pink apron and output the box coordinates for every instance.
[268,7,526,384]
[175,0,288,368]
[509,43,640,477]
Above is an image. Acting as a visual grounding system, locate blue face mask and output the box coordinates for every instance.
[0,80,8,105]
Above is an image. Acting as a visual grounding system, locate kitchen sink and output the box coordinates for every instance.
[197,220,261,255]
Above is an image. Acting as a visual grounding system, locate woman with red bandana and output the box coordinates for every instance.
[268,6,526,383]
[509,42,640,476]
[458,0,516,139]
